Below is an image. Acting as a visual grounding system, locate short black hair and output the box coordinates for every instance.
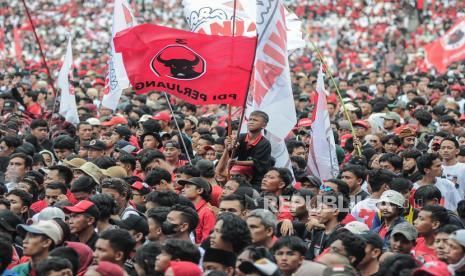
[417,153,440,175]
[134,242,160,276]
[176,165,200,177]
[376,253,418,276]
[49,247,79,276]
[458,200,465,219]
[6,189,33,207]
[48,165,74,185]
[326,178,350,198]
[0,235,12,273]
[340,164,367,180]
[145,168,172,187]
[89,194,118,220]
[162,238,200,264]
[0,136,22,149]
[379,153,403,171]
[249,110,269,124]
[421,205,450,227]
[52,135,76,150]
[439,115,456,125]
[286,140,306,154]
[440,137,460,149]
[340,232,366,267]
[35,257,73,276]
[401,149,422,160]
[268,167,293,187]
[139,150,165,171]
[98,229,136,261]
[436,224,460,235]
[46,182,68,195]
[170,204,199,232]
[93,156,116,169]
[71,175,97,193]
[413,109,433,127]
[118,153,137,171]
[381,134,401,146]
[145,191,178,207]
[220,194,246,211]
[271,236,307,256]
[414,185,442,208]
[389,177,413,194]
[101,178,130,198]
[9,153,33,170]
[367,169,395,192]
[217,212,252,254]
[146,207,170,225]
[30,119,48,130]
[198,134,214,145]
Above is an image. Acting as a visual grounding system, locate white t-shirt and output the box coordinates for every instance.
[413,178,462,211]
[351,197,379,229]
[442,162,465,197]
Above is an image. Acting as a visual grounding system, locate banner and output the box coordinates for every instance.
[114,24,256,106]
[307,66,339,180]
[424,17,465,73]
[101,0,137,110]
[58,36,80,125]
[182,0,305,51]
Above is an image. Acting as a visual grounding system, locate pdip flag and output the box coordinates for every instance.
[113,23,257,106]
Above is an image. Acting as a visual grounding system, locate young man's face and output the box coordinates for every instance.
[181,184,201,201]
[377,202,399,220]
[434,232,451,262]
[439,122,453,133]
[6,194,26,216]
[389,233,414,254]
[54,148,73,161]
[340,171,360,192]
[23,233,50,257]
[163,146,180,162]
[274,246,304,275]
[291,146,306,160]
[218,200,243,217]
[101,188,126,209]
[147,217,162,242]
[379,161,397,173]
[155,250,172,272]
[316,203,338,225]
[439,140,458,161]
[210,220,231,251]
[93,238,119,264]
[44,169,63,186]
[384,139,399,153]
[45,188,64,206]
[78,124,93,141]
[247,115,266,132]
[31,126,48,141]
[7,157,27,179]
[402,136,416,149]
[68,213,92,234]
[414,210,435,234]
[403,158,416,171]
[426,159,443,177]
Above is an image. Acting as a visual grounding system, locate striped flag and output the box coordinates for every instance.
[307,66,339,180]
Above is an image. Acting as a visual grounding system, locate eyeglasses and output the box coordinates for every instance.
[319,185,333,192]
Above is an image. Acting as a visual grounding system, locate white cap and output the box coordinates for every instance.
[38,207,66,221]
[378,190,405,208]
[344,221,369,234]
[86,118,101,126]
[138,114,152,123]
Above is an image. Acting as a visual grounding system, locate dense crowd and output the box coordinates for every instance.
[2,0,465,276]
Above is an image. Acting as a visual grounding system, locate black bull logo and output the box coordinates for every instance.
[156,55,201,79]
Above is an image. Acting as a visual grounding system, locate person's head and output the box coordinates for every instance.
[101,178,130,211]
[321,178,350,197]
[401,149,422,173]
[45,165,73,187]
[218,194,246,218]
[63,200,100,235]
[439,137,460,162]
[35,257,73,276]
[376,253,418,276]
[6,189,32,217]
[116,214,149,246]
[315,191,349,225]
[144,168,172,191]
[379,152,403,173]
[389,177,413,201]
[30,119,49,141]
[164,204,199,239]
[163,140,182,163]
[139,149,165,172]
[89,193,118,222]
[0,235,12,274]
[155,238,201,273]
[17,220,63,257]
[414,109,433,127]
[329,232,366,267]
[7,153,32,181]
[45,182,67,206]
[145,190,178,210]
[179,177,212,202]
[381,134,401,153]
[85,139,107,160]
[134,242,160,276]
[439,115,456,134]
[446,229,465,267]
[376,190,405,220]
[286,140,307,160]
[146,207,170,241]
[94,228,136,265]
[77,122,93,141]
[413,184,442,208]
[289,189,312,219]
[52,135,75,161]
[271,236,306,275]
[0,136,21,157]
[414,205,449,235]
[367,169,395,195]
[116,153,137,175]
[434,224,460,262]
[417,153,442,177]
[71,175,97,201]
[246,209,277,246]
[358,232,383,269]
[247,111,269,132]
[389,222,418,254]
[49,247,79,276]
[340,164,367,194]
[261,167,293,195]
[203,248,236,275]
[210,212,252,254]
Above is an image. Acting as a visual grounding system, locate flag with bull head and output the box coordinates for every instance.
[58,36,80,125]
[101,0,137,110]
[113,24,256,106]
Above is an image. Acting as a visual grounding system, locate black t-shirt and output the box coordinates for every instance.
[71,231,99,251]
[306,224,343,260]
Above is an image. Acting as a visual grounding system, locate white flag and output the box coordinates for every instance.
[101,0,137,110]
[307,66,339,180]
[58,36,79,125]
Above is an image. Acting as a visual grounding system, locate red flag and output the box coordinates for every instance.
[424,17,465,73]
[13,28,22,62]
[113,23,256,106]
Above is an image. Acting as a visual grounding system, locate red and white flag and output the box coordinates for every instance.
[58,36,80,125]
[424,17,465,73]
[114,24,256,106]
[307,66,339,180]
[101,0,137,110]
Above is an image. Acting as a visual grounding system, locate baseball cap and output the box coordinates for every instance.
[0,209,21,232]
[449,229,465,247]
[37,207,66,222]
[93,261,125,276]
[353,120,369,129]
[63,158,87,169]
[177,177,212,194]
[138,114,153,123]
[322,265,358,276]
[383,112,401,124]
[378,190,405,208]
[296,118,312,128]
[411,261,451,276]
[343,221,369,234]
[391,222,418,241]
[185,115,198,126]
[63,200,100,219]
[17,220,63,245]
[164,140,180,149]
[239,258,279,276]
[101,116,128,126]
[86,118,101,126]
[113,125,132,139]
[101,166,128,178]
[152,111,171,122]
[116,214,149,236]
[131,181,151,195]
[78,162,103,185]
[344,103,359,112]
[85,139,107,151]
[115,140,137,153]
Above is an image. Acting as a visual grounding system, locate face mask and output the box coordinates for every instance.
[449,255,465,272]
[161,221,179,235]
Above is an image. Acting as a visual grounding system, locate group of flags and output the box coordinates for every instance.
[58,0,339,182]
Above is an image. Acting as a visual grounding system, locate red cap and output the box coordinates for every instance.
[450,84,463,92]
[353,120,369,129]
[152,111,171,122]
[101,116,128,126]
[204,145,215,152]
[412,261,451,276]
[63,200,95,214]
[230,165,253,178]
[131,181,151,194]
[296,118,312,128]
[93,78,105,87]
[168,261,202,276]
[94,261,125,276]
[340,134,352,148]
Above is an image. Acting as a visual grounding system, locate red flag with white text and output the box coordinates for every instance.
[424,17,465,73]
[113,24,256,106]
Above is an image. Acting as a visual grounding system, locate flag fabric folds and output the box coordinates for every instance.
[424,17,465,74]
[58,36,80,125]
[307,66,339,180]
[101,0,137,110]
[113,23,256,106]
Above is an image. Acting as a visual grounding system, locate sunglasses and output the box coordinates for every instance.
[319,185,334,192]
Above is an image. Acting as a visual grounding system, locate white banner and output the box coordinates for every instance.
[58,36,79,125]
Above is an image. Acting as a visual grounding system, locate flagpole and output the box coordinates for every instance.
[309,41,362,156]
[163,93,192,165]
[20,0,57,98]
[227,0,238,138]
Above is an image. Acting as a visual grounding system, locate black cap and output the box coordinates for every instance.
[0,210,21,233]
[53,135,76,150]
[195,160,215,175]
[114,125,132,140]
[85,139,106,151]
[24,170,45,186]
[204,248,236,267]
[178,177,211,195]
[116,214,149,236]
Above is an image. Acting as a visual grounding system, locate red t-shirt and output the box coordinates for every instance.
[195,199,216,244]
[378,225,388,239]
[414,237,438,258]
[27,103,42,116]
[210,185,223,207]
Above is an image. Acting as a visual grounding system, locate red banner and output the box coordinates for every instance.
[424,17,465,73]
[113,23,256,106]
